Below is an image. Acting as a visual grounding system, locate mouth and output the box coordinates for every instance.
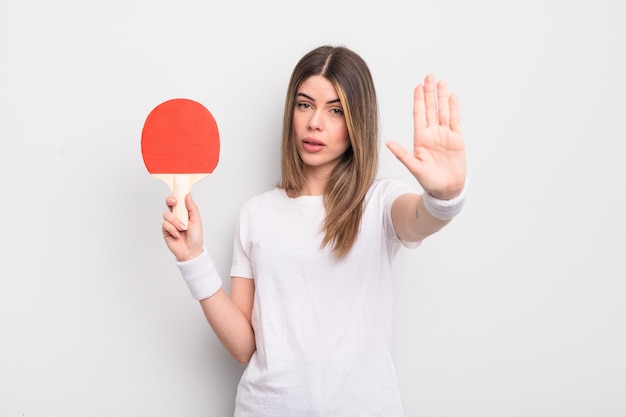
[302,138,325,153]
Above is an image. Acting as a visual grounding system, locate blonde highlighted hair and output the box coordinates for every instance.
[279,45,379,258]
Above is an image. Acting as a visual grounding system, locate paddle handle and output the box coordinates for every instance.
[152,173,208,229]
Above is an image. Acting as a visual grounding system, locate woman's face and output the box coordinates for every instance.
[292,75,350,176]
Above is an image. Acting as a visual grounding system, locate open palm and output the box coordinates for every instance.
[386,74,466,200]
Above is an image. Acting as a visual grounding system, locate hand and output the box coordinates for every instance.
[162,193,204,262]
[386,74,466,199]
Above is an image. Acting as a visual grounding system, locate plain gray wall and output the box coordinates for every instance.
[1,0,624,416]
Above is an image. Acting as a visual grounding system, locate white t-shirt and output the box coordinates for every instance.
[230,178,420,417]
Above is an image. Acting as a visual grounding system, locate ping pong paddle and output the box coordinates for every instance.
[141,98,220,229]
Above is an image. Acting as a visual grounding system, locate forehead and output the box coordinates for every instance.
[298,75,339,101]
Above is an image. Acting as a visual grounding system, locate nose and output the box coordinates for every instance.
[307,109,322,131]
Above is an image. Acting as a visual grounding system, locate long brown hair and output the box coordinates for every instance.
[279,45,379,258]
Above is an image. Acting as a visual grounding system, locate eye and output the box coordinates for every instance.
[296,102,312,110]
[330,107,344,116]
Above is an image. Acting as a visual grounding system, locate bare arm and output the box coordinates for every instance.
[199,278,256,364]
[391,193,451,242]
[163,194,256,363]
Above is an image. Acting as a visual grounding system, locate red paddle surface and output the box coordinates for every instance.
[141,98,219,174]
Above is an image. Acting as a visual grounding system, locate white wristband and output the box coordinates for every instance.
[176,247,222,301]
[422,179,468,220]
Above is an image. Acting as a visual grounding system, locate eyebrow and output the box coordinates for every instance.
[296,92,341,105]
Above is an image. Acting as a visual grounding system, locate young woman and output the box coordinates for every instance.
[162,45,467,416]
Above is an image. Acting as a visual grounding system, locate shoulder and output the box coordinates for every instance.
[237,187,290,222]
[240,187,285,210]
[367,178,419,202]
[363,178,419,218]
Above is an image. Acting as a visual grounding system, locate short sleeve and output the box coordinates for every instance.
[378,178,422,250]
[230,207,254,279]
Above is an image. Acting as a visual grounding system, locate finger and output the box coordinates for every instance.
[165,195,177,209]
[162,218,181,239]
[437,80,450,127]
[185,193,202,226]
[385,141,420,173]
[449,92,461,133]
[413,84,427,134]
[423,74,438,127]
[163,208,186,232]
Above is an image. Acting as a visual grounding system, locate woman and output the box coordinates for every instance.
[162,45,467,416]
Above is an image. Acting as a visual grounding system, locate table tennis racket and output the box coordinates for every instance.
[141,98,220,229]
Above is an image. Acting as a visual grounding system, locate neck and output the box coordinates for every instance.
[288,168,328,197]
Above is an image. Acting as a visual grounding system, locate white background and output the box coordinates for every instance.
[1,0,625,416]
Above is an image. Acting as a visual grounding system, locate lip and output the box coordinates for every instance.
[302,137,325,153]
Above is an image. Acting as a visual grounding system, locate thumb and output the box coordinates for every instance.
[386,140,415,170]
[185,193,201,225]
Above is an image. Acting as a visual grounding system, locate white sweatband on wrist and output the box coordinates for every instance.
[422,179,468,220]
[175,247,222,301]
